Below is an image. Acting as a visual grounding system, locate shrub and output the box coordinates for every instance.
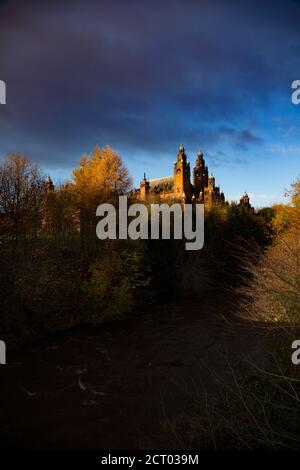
[162,355,300,450]
[0,240,86,346]
[239,181,300,327]
[83,244,151,322]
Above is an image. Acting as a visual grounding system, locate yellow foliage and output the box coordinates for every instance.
[72,145,132,207]
[241,179,300,325]
[273,181,300,234]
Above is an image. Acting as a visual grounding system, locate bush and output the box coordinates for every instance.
[162,354,300,450]
[239,181,300,327]
[83,243,151,322]
[0,240,86,346]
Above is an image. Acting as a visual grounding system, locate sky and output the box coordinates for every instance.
[0,0,300,207]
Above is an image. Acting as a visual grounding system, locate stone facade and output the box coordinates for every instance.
[239,192,254,213]
[139,144,225,207]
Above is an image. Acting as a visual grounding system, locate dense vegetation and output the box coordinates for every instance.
[0,148,272,347]
[165,181,300,449]
[1,147,300,449]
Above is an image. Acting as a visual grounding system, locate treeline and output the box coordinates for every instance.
[0,146,131,241]
[0,147,271,346]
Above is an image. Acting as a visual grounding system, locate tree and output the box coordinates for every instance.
[272,182,300,235]
[0,154,46,239]
[72,145,131,204]
[43,182,79,240]
[71,146,132,237]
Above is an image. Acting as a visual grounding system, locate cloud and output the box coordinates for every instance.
[248,193,280,200]
[240,129,262,144]
[268,143,300,157]
[218,126,262,150]
[0,0,299,169]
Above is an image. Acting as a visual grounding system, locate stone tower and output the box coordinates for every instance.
[140,173,150,199]
[204,174,216,209]
[193,150,208,201]
[240,192,251,209]
[173,144,191,201]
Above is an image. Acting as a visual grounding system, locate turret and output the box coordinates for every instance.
[174,144,191,200]
[208,173,215,189]
[140,173,150,200]
[240,192,251,208]
[44,176,54,193]
[193,150,206,196]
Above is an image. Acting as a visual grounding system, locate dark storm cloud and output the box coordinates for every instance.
[218,126,262,150]
[0,0,299,167]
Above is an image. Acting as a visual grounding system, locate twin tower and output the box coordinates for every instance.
[139,144,225,208]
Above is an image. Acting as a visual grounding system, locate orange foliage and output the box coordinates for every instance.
[72,145,132,208]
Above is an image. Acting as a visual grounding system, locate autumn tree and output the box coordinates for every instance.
[0,154,46,239]
[237,179,300,324]
[71,146,132,237]
[271,181,300,235]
